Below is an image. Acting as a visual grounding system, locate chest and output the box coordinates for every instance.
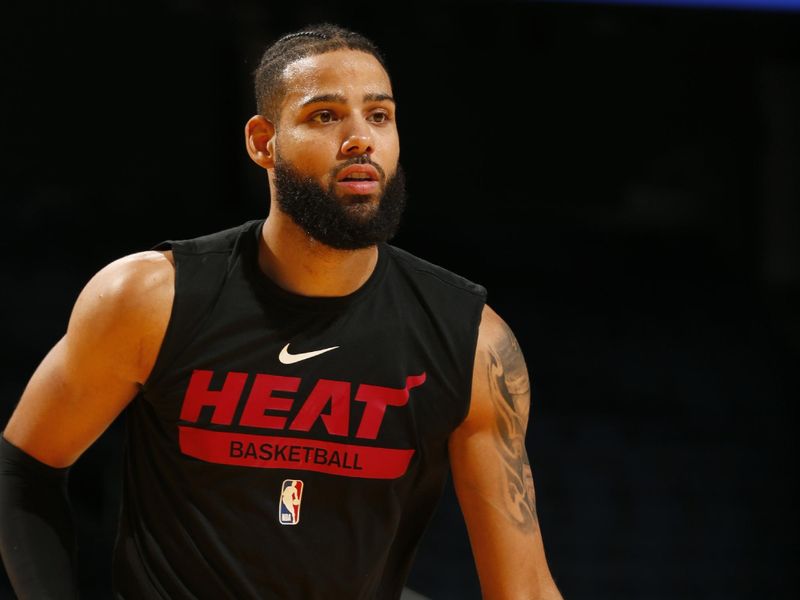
[142,277,465,480]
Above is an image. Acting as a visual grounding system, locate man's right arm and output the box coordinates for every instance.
[0,250,174,598]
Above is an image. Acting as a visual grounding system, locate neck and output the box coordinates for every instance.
[258,208,379,297]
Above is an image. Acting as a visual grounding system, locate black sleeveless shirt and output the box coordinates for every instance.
[112,220,487,600]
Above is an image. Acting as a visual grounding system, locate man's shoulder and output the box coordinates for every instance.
[84,251,175,310]
[385,243,487,300]
[66,250,175,383]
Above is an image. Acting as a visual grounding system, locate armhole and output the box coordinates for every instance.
[455,292,488,429]
[140,243,182,392]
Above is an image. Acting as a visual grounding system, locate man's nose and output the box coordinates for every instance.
[340,120,374,156]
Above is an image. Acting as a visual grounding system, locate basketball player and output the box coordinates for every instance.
[0,25,563,599]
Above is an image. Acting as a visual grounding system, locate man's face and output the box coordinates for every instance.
[270,49,404,249]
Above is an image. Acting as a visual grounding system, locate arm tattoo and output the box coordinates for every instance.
[487,322,539,532]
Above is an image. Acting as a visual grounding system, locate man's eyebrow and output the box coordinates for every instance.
[300,92,396,107]
[364,93,395,104]
[301,93,347,107]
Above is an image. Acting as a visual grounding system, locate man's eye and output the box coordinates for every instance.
[370,112,389,123]
[311,111,336,124]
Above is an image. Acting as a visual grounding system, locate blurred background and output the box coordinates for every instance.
[2,0,798,598]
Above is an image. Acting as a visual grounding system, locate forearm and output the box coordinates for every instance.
[0,433,78,599]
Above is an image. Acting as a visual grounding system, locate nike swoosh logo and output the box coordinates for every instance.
[279,343,340,365]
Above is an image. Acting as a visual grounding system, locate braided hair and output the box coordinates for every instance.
[254,24,388,122]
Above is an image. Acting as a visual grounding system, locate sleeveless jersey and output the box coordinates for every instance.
[111,219,487,600]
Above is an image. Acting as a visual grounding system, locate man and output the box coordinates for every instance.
[0,24,562,599]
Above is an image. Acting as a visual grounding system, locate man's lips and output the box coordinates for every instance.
[335,163,381,195]
[336,164,380,182]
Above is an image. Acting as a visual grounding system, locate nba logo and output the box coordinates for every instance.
[279,479,304,525]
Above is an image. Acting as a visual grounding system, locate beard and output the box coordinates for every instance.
[273,153,407,250]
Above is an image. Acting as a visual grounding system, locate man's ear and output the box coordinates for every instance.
[245,115,276,169]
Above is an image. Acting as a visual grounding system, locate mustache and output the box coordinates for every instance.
[331,155,386,181]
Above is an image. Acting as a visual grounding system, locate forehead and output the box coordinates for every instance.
[279,49,392,112]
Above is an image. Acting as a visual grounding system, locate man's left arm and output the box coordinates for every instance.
[449,304,563,599]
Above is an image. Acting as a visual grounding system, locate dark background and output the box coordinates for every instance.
[2,1,798,598]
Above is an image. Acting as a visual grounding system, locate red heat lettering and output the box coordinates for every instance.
[239,374,301,429]
[180,370,427,440]
[354,373,427,439]
[179,369,248,425]
[289,379,350,436]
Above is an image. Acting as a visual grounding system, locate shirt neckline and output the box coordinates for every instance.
[242,219,389,312]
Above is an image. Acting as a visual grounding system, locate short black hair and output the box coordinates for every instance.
[254,24,388,123]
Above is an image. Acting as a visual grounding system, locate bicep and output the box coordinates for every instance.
[449,305,558,598]
[3,251,174,468]
[451,309,536,529]
[4,334,141,468]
